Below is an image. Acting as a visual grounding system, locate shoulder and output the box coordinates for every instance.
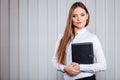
[57,34,63,40]
[88,32,102,46]
[56,33,64,43]
[86,30,101,44]
[86,30,98,39]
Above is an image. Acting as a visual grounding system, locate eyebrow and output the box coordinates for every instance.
[72,14,78,15]
[72,13,85,15]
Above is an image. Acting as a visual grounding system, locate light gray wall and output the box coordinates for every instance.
[0,0,120,80]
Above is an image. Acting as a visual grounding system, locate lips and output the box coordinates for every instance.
[76,22,82,24]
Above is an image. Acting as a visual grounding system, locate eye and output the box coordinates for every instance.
[72,14,78,18]
[72,15,76,17]
[80,13,85,16]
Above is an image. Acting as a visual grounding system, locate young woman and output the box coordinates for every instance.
[52,2,107,80]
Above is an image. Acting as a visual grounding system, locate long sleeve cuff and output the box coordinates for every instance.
[80,63,107,73]
[58,64,65,73]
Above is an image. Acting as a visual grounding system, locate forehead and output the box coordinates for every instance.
[72,7,86,14]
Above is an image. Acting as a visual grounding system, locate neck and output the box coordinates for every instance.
[74,27,85,36]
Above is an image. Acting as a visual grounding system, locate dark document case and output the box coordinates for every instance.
[72,42,94,64]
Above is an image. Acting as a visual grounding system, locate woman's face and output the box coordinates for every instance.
[72,7,88,29]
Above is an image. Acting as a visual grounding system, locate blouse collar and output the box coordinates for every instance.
[77,27,87,35]
[71,27,87,41]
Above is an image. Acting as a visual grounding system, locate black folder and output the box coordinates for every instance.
[72,42,94,64]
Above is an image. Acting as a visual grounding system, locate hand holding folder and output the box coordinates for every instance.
[72,42,94,64]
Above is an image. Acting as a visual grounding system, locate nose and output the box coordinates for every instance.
[77,16,81,21]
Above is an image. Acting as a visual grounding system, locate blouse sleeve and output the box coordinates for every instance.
[80,36,107,73]
[52,34,65,73]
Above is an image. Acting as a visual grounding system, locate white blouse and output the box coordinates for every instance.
[52,28,107,80]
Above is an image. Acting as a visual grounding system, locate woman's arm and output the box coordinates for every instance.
[52,34,65,72]
[80,36,107,73]
[52,34,80,75]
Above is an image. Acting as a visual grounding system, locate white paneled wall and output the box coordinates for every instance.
[115,1,120,80]
[39,0,48,80]
[95,0,106,80]
[106,0,115,80]
[0,0,120,80]
[1,0,10,80]
[19,0,28,79]
[10,0,19,80]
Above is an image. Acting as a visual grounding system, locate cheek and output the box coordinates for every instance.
[83,16,88,21]
[72,18,76,22]
[82,20,87,26]
[72,19,76,25]
[82,17,88,24]
[72,21,78,26]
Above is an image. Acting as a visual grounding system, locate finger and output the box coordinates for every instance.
[71,62,77,67]
[72,69,80,73]
[72,62,80,66]
[71,70,80,76]
[71,62,77,65]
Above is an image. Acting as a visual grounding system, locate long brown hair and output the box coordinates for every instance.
[57,2,90,64]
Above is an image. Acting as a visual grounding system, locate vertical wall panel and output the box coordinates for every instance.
[19,0,28,80]
[106,0,115,80]
[96,0,106,51]
[28,0,38,80]
[0,0,10,80]
[47,0,57,80]
[86,0,96,33]
[67,0,77,14]
[10,0,19,80]
[77,0,86,3]
[95,0,106,80]
[38,0,48,80]
[57,0,67,35]
[115,0,120,80]
[0,0,1,79]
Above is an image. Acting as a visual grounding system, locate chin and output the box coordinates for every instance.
[75,26,84,29]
